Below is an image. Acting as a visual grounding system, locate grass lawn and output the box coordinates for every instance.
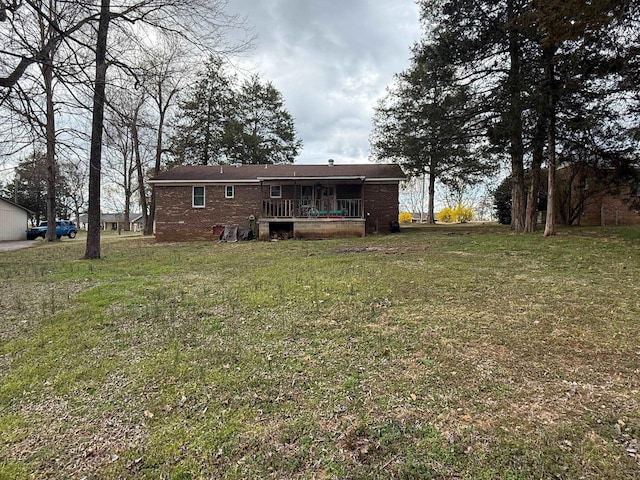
[1,224,639,479]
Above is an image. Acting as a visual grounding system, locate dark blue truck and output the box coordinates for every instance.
[26,220,78,240]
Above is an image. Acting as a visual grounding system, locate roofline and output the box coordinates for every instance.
[148,179,260,185]
[256,176,366,181]
[0,197,34,214]
[149,176,405,185]
[362,177,406,182]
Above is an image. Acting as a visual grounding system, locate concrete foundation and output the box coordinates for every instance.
[259,218,366,240]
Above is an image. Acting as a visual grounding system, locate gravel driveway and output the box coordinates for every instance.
[0,240,36,252]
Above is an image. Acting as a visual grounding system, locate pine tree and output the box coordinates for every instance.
[225,75,302,164]
[170,57,236,165]
[417,0,638,234]
[371,43,493,223]
[171,69,302,165]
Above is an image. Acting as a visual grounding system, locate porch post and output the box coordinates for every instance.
[361,179,365,218]
[260,180,264,217]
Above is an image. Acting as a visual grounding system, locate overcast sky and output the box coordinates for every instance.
[227,0,422,165]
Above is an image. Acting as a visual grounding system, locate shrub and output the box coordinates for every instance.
[454,204,474,223]
[398,212,413,223]
[436,204,474,223]
[493,175,512,225]
[436,207,453,223]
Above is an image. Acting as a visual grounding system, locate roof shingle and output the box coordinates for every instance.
[150,164,405,183]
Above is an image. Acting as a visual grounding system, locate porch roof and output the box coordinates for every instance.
[149,163,405,184]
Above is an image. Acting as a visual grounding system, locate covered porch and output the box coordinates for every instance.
[257,179,367,240]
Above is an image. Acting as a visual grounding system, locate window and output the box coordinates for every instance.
[270,185,282,198]
[225,185,234,198]
[193,186,205,207]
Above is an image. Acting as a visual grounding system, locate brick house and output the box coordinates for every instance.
[556,163,640,226]
[149,162,405,241]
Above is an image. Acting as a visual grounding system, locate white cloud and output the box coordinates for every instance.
[227,0,421,164]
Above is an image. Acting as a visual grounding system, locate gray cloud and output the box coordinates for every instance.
[228,0,421,163]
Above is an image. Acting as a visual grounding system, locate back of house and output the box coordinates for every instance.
[149,162,405,241]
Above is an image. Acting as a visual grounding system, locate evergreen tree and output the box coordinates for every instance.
[371,43,494,223]
[418,0,532,231]
[225,75,302,164]
[171,68,301,165]
[8,151,70,223]
[417,0,638,234]
[170,57,236,165]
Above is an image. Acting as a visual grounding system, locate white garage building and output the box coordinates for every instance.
[0,197,32,241]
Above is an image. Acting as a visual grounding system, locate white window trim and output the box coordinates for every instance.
[192,186,205,208]
[270,185,282,198]
[225,185,235,199]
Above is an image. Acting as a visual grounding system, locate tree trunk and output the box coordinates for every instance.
[43,58,57,242]
[525,115,546,232]
[543,48,557,237]
[427,161,436,223]
[122,148,132,231]
[146,86,166,236]
[510,149,526,232]
[420,172,426,222]
[543,119,556,236]
[123,191,131,231]
[525,148,542,233]
[145,187,155,235]
[507,0,526,232]
[84,0,110,259]
[132,110,150,235]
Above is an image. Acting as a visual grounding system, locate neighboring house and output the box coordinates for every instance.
[130,214,144,232]
[78,213,143,231]
[0,197,32,241]
[556,163,640,226]
[149,162,406,241]
[575,187,640,226]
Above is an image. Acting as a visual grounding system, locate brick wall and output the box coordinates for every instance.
[578,187,640,226]
[155,181,401,241]
[154,185,262,241]
[556,164,640,226]
[363,183,400,233]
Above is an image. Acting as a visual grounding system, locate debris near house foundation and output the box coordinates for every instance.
[219,225,253,242]
[270,229,292,241]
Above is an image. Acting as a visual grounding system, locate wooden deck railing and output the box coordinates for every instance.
[337,199,361,218]
[262,199,296,218]
[262,199,362,218]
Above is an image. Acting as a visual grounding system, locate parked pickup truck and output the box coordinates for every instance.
[26,220,78,240]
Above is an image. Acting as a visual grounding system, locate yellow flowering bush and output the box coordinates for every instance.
[436,205,474,223]
[398,212,413,223]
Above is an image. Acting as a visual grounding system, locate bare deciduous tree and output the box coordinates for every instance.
[104,98,141,231]
[2,0,252,258]
[139,37,191,235]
